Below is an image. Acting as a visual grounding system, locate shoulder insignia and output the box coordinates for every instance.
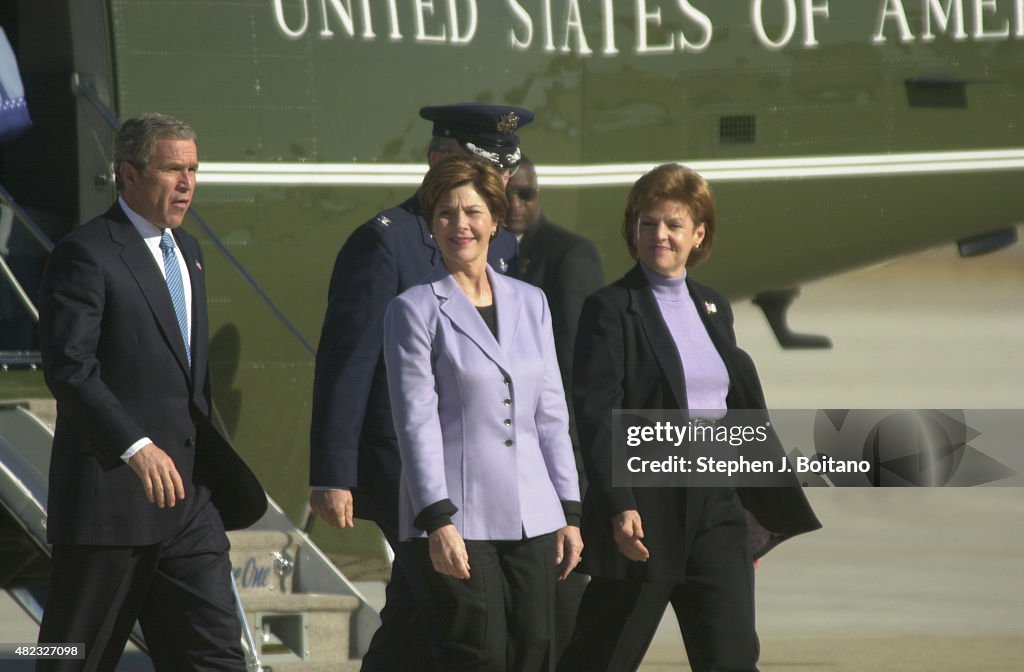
[376,215,392,228]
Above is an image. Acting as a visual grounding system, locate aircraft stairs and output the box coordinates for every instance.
[0,402,376,671]
[0,185,377,670]
[235,495,385,671]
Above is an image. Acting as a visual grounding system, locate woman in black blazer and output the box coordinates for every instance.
[558,164,820,672]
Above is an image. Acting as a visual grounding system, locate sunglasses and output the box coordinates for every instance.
[506,187,538,203]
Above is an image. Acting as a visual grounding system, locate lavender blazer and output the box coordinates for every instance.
[383,263,580,541]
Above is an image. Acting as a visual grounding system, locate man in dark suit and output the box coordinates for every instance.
[506,155,604,443]
[308,103,531,671]
[505,155,603,661]
[36,113,266,671]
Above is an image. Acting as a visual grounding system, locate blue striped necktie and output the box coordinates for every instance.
[160,229,191,365]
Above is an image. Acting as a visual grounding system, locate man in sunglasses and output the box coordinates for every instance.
[506,155,604,407]
[505,155,604,662]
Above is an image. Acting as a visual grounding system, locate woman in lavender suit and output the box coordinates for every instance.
[383,156,583,672]
[558,164,820,672]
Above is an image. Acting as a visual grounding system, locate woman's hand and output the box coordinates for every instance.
[612,510,650,562]
[555,525,584,580]
[428,524,471,579]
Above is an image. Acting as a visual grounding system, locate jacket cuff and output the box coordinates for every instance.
[414,499,459,533]
[561,500,582,527]
[598,488,638,521]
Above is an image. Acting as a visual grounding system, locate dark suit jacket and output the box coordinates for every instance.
[309,192,519,525]
[39,203,266,546]
[519,216,603,449]
[519,216,603,379]
[573,264,820,583]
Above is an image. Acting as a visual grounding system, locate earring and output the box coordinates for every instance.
[490,228,497,240]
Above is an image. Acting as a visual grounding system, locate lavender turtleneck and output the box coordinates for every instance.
[640,263,729,416]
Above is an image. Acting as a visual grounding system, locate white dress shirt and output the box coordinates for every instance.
[118,197,194,462]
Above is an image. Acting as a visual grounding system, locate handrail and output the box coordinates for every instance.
[0,187,53,324]
[70,74,120,131]
[187,208,316,355]
[0,251,37,323]
[72,73,316,356]
[0,183,55,253]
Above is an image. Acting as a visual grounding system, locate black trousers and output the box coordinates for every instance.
[553,571,588,663]
[558,492,758,672]
[37,500,244,672]
[413,532,558,672]
[359,517,440,672]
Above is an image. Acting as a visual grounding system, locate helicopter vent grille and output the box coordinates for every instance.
[719,115,756,145]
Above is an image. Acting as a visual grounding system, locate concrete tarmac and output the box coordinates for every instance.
[3,239,1022,670]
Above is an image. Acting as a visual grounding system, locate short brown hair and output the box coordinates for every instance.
[419,156,508,232]
[621,164,716,267]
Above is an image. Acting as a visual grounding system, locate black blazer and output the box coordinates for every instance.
[573,264,820,583]
[39,203,266,546]
[519,216,604,389]
[519,216,603,451]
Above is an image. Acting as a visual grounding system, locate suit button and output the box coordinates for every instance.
[503,419,512,427]
[185,436,195,447]
[503,399,511,407]
[503,376,511,385]
[504,439,513,447]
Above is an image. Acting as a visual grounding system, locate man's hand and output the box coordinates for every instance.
[128,443,185,508]
[555,525,584,580]
[612,509,650,562]
[428,524,471,579]
[309,489,355,528]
